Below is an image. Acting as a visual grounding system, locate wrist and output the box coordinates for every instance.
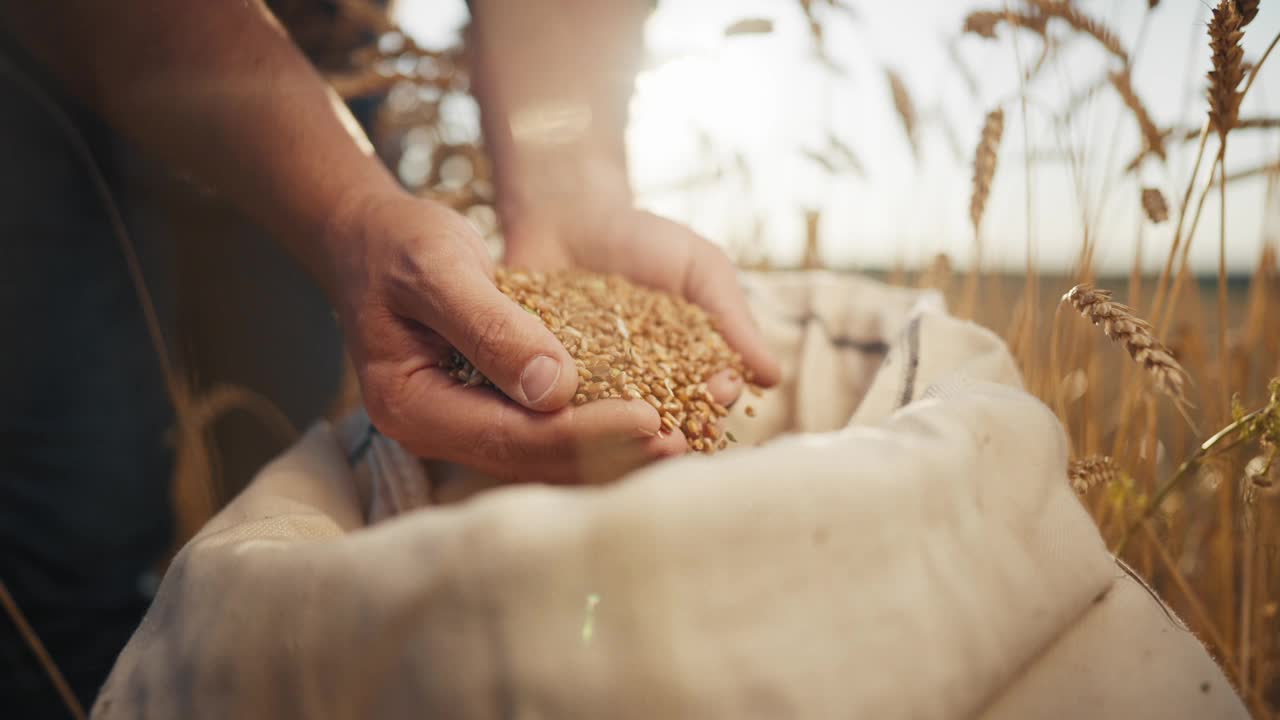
[318,181,407,303]
[496,150,633,252]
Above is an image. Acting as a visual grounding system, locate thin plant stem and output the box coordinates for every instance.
[1151,121,1210,328]
[1156,28,1280,334]
[1118,405,1264,553]
[1159,153,1222,348]
[1142,524,1241,683]
[1240,501,1254,703]
[0,581,86,720]
[1217,148,1229,411]
[1242,30,1280,99]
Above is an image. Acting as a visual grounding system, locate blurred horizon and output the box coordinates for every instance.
[398,0,1280,275]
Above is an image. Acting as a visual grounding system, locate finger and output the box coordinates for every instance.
[409,251,579,412]
[705,368,744,407]
[613,212,781,387]
[680,236,782,387]
[644,426,689,458]
[696,370,743,449]
[366,353,667,482]
[567,428,679,485]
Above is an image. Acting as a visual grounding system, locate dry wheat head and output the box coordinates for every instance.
[1063,284,1192,409]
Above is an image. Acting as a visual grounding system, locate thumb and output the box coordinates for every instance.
[427,262,579,411]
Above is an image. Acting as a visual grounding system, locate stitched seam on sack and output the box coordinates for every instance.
[968,574,1120,719]
[897,314,923,407]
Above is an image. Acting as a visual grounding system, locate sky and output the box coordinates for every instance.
[399,1,1280,274]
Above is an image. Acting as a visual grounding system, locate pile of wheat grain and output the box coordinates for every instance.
[444,268,752,452]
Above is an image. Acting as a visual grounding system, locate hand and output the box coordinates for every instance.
[502,193,783,394]
[323,190,688,484]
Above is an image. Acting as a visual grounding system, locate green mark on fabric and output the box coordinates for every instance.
[581,593,601,643]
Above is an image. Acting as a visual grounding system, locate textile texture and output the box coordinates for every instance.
[93,272,1246,719]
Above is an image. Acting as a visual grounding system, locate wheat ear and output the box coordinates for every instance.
[1208,1,1246,141]
[962,10,1047,40]
[970,108,1005,234]
[1063,284,1192,411]
[1110,70,1166,162]
[1068,455,1121,494]
[1235,0,1260,27]
[1029,0,1129,64]
[884,68,919,161]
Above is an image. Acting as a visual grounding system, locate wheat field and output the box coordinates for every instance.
[5,1,1277,717]
[317,1,1280,714]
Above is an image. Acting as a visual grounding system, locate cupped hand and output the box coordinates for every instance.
[503,204,783,392]
[324,191,689,484]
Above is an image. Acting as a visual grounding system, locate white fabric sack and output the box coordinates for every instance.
[92,272,1246,719]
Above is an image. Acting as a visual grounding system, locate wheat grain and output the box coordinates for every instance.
[1208,1,1246,140]
[1063,284,1191,410]
[444,268,752,453]
[1110,70,1167,162]
[1068,455,1121,493]
[1029,0,1129,64]
[970,108,1004,234]
[1141,187,1170,224]
[1236,0,1260,27]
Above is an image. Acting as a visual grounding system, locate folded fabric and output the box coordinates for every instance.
[93,272,1246,719]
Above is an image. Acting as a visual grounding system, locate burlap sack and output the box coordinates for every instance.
[92,272,1245,719]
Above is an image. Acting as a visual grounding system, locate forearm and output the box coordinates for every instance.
[2,1,399,296]
[468,0,649,235]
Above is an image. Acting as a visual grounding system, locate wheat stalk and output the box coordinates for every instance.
[1118,118,1280,172]
[1122,381,1280,552]
[1063,284,1192,411]
[1109,70,1167,162]
[945,37,980,100]
[1208,0,1248,411]
[1168,117,1280,143]
[1141,187,1170,224]
[1068,455,1121,494]
[1029,0,1129,64]
[970,108,1004,235]
[0,581,85,720]
[1216,160,1280,185]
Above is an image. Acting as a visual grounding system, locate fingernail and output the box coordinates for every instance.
[520,355,561,405]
